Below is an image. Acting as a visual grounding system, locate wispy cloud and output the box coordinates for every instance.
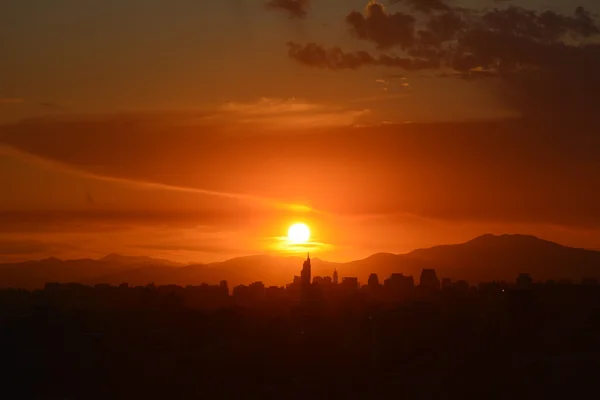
[3,114,600,228]
[217,97,370,129]
[265,0,310,19]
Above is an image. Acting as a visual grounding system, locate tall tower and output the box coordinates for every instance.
[333,269,339,285]
[301,253,312,286]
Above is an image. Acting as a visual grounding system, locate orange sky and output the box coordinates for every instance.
[1,1,600,263]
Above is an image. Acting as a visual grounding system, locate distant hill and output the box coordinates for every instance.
[0,254,183,289]
[335,234,600,284]
[1,234,599,289]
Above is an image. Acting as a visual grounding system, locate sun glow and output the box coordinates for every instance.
[288,223,311,244]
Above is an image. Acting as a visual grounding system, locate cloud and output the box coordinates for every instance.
[265,0,310,19]
[287,42,440,70]
[3,114,600,228]
[39,102,66,110]
[0,206,304,234]
[385,74,407,79]
[286,3,600,117]
[0,238,78,263]
[0,239,65,255]
[347,2,417,49]
[218,97,370,129]
[221,97,321,115]
[389,0,450,14]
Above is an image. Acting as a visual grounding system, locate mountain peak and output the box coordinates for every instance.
[99,254,182,267]
[467,233,549,246]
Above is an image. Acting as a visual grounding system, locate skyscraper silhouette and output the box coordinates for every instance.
[368,273,380,287]
[333,269,339,285]
[301,253,311,286]
[420,269,440,291]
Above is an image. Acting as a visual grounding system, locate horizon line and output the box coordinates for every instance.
[1,233,595,266]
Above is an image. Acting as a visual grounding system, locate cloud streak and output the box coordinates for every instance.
[265,0,310,19]
[287,42,440,70]
[389,0,451,14]
[3,114,600,228]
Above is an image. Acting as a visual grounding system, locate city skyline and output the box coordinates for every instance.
[2,233,600,290]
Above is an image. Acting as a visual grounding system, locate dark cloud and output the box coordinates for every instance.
[288,3,600,117]
[450,7,600,116]
[0,207,279,233]
[39,102,65,110]
[288,42,376,69]
[287,42,440,70]
[347,2,416,49]
[479,6,598,42]
[422,10,465,43]
[389,0,451,14]
[2,114,600,227]
[265,0,309,19]
[344,4,599,73]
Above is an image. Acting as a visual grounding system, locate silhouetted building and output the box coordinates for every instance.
[249,281,265,295]
[220,280,229,295]
[341,277,359,294]
[420,269,440,291]
[442,278,452,289]
[384,273,415,296]
[233,285,248,299]
[301,253,311,286]
[333,269,339,285]
[368,273,380,287]
[233,282,265,303]
[266,286,286,300]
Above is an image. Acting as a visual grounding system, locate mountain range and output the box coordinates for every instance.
[1,234,599,289]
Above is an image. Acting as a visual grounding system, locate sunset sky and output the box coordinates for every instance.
[1,0,600,263]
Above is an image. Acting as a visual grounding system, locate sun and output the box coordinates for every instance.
[288,223,311,244]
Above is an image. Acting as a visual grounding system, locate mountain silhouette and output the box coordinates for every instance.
[1,234,599,289]
[99,253,183,267]
[0,254,183,289]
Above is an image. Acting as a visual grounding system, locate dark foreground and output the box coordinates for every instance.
[2,284,600,399]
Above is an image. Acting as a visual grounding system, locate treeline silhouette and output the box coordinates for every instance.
[2,266,600,399]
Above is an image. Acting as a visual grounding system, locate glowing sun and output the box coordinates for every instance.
[288,223,311,244]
